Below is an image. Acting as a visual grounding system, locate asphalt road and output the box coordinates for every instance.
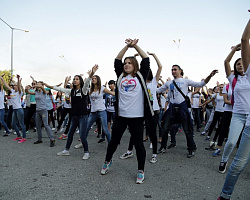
[0,125,249,200]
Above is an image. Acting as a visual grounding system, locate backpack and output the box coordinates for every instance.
[226,77,237,107]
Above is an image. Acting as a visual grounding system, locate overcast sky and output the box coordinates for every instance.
[0,0,249,88]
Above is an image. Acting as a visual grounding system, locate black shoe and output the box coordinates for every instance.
[158,148,166,154]
[98,138,105,143]
[34,140,43,144]
[33,128,36,132]
[50,140,55,147]
[3,133,10,137]
[97,134,101,138]
[219,162,227,174]
[167,144,176,149]
[187,150,194,158]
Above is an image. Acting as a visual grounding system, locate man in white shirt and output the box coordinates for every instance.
[157,65,217,157]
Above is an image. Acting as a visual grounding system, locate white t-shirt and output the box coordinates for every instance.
[213,93,224,112]
[0,90,5,109]
[191,93,200,108]
[222,84,232,112]
[160,95,166,109]
[89,86,106,112]
[147,77,160,111]
[227,66,250,114]
[10,89,22,109]
[118,75,144,118]
[157,78,206,104]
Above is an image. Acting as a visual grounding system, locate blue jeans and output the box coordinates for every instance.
[65,115,88,152]
[12,108,26,138]
[0,108,9,133]
[86,110,111,142]
[220,125,250,199]
[221,113,248,163]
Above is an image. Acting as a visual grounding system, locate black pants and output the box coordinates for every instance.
[105,116,145,171]
[161,105,196,151]
[207,111,223,137]
[57,108,71,129]
[192,108,201,130]
[128,112,158,154]
[26,104,36,130]
[48,109,55,128]
[7,105,13,129]
[217,111,232,146]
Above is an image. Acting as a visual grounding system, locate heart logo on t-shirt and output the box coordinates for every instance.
[121,79,137,92]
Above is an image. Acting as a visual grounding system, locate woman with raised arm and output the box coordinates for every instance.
[44,66,98,159]
[100,39,153,184]
[25,82,55,147]
[0,75,26,143]
[0,77,10,137]
[218,13,250,200]
[119,51,162,164]
[218,42,250,174]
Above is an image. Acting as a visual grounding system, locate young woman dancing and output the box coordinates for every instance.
[100,39,154,184]
[0,75,26,143]
[25,82,55,147]
[44,65,98,159]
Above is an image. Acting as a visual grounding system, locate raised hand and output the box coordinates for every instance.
[147,51,155,56]
[231,43,241,51]
[131,39,139,47]
[211,70,218,77]
[134,53,139,57]
[92,64,99,74]
[125,38,133,47]
[16,74,20,79]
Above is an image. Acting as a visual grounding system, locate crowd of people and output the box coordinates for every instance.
[0,12,250,200]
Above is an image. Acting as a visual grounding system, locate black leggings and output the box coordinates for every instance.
[48,109,55,128]
[217,111,232,146]
[105,117,145,171]
[26,104,36,130]
[128,112,158,155]
[207,111,223,137]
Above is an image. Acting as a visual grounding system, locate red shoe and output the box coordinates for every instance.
[13,137,22,141]
[94,128,98,133]
[58,134,67,140]
[18,138,27,143]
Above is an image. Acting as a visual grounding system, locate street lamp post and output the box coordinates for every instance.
[0,18,29,77]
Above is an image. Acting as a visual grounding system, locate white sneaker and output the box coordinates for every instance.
[76,129,79,134]
[150,156,157,164]
[149,143,153,149]
[74,143,83,149]
[52,128,56,131]
[82,153,90,160]
[60,127,64,132]
[57,150,70,156]
[13,131,17,135]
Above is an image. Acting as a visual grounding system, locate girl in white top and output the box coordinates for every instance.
[218,15,250,199]
[0,79,10,136]
[101,39,154,184]
[84,75,115,143]
[201,84,225,141]
[120,51,162,164]
[0,75,26,143]
[219,42,250,174]
[191,87,202,132]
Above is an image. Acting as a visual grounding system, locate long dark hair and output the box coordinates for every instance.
[56,91,62,101]
[73,75,84,90]
[233,58,242,80]
[147,69,153,81]
[90,75,101,95]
